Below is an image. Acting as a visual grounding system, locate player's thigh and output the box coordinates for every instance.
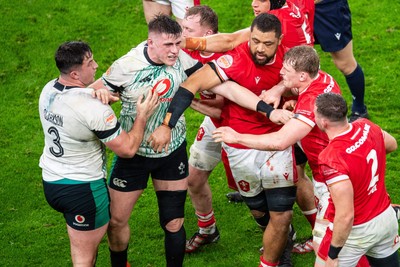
[314,0,352,52]
[221,145,264,197]
[43,179,110,231]
[313,180,333,245]
[355,206,400,259]
[152,140,189,191]
[143,0,172,23]
[189,116,221,172]
[67,223,108,257]
[259,146,296,189]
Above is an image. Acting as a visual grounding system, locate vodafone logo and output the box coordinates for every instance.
[75,215,85,223]
[152,79,171,96]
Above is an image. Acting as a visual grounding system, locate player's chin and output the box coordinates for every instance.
[165,57,177,66]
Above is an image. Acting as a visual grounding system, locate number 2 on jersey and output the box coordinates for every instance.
[366,149,379,195]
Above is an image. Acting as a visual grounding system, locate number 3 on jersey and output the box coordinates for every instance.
[48,126,64,157]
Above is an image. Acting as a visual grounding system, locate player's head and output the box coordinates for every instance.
[148,14,183,66]
[55,41,98,85]
[249,13,282,65]
[251,0,286,16]
[314,92,348,130]
[182,5,218,38]
[280,45,319,90]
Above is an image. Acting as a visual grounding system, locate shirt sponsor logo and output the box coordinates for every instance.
[152,79,171,96]
[44,109,63,127]
[346,124,370,154]
[216,55,233,69]
[103,110,116,126]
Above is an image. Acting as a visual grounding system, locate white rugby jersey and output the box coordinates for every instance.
[39,79,121,182]
[101,41,200,158]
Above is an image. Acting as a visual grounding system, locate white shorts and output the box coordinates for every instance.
[153,0,196,19]
[317,206,400,266]
[313,180,332,245]
[188,116,221,171]
[222,144,296,197]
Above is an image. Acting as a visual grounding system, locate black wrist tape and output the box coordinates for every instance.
[166,86,194,128]
[256,100,274,118]
[328,245,343,260]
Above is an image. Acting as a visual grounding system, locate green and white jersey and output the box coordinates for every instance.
[102,41,201,158]
[39,79,121,182]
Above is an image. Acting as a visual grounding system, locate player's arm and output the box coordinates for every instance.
[105,91,159,157]
[210,81,293,125]
[383,130,397,154]
[183,27,250,53]
[213,117,312,151]
[90,78,120,104]
[327,179,354,263]
[191,95,224,119]
[148,64,223,153]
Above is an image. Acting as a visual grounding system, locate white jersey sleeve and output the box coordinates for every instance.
[39,79,121,182]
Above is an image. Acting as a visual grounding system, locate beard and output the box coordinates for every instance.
[251,52,274,65]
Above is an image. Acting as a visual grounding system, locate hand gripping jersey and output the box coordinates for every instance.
[293,71,341,182]
[211,42,286,149]
[101,42,201,158]
[319,119,391,225]
[39,79,122,182]
[269,0,314,48]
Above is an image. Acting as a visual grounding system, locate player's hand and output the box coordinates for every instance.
[136,91,160,120]
[314,0,322,4]
[269,109,293,125]
[282,100,297,111]
[259,88,281,108]
[325,257,339,267]
[147,125,171,153]
[212,126,239,144]
[91,88,120,104]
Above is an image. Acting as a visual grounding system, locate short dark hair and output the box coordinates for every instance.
[148,14,182,39]
[315,93,348,122]
[55,41,92,74]
[250,13,282,38]
[185,5,218,33]
[270,0,287,10]
[284,45,320,78]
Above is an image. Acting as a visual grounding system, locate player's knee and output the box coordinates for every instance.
[242,192,270,228]
[156,190,187,232]
[165,218,184,233]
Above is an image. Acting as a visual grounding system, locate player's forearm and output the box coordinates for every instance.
[191,98,222,119]
[235,132,287,151]
[184,28,250,53]
[383,130,397,154]
[163,86,195,128]
[125,116,147,155]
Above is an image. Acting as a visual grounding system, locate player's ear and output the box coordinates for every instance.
[278,34,283,45]
[299,72,307,82]
[69,70,80,81]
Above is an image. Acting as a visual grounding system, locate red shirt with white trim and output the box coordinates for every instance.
[293,71,341,181]
[212,42,286,148]
[318,119,391,225]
